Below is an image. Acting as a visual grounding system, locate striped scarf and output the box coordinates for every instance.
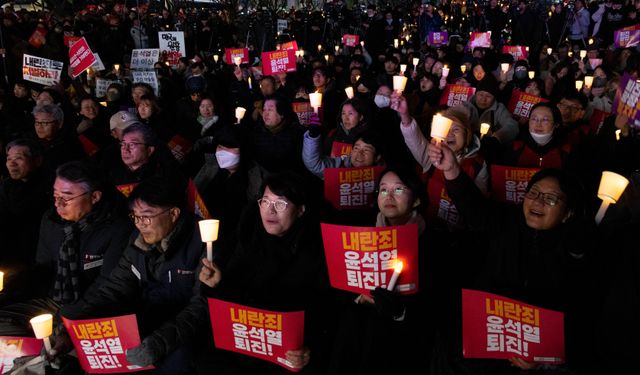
[53,218,91,304]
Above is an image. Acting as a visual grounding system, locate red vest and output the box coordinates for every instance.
[513,141,571,169]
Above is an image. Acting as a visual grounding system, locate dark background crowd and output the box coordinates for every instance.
[0,0,639,374]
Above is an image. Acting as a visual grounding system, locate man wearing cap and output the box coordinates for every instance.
[109,110,140,141]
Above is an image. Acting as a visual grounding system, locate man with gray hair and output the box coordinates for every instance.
[32,103,84,174]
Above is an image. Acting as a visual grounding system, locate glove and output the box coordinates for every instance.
[126,335,164,367]
[370,287,405,320]
[307,112,322,138]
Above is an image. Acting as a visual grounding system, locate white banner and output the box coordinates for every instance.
[130,48,161,70]
[22,54,64,86]
[158,31,185,67]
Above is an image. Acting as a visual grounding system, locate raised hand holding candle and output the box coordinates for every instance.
[547,47,552,55]
[393,75,408,93]
[235,107,246,124]
[199,219,220,261]
[595,171,629,224]
[430,113,453,143]
[528,71,535,79]
[309,92,322,113]
[441,65,449,77]
[412,57,419,69]
[480,123,491,138]
[500,63,509,73]
[579,50,587,59]
[575,80,584,91]
[113,64,120,75]
[460,64,467,74]
[400,64,407,74]
[344,86,354,99]
[213,54,219,63]
[30,314,53,354]
[615,129,621,141]
[234,56,242,66]
[386,261,403,291]
[317,44,322,52]
[394,39,399,48]
[584,75,593,88]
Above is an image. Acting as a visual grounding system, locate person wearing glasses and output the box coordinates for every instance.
[197,172,333,373]
[60,176,205,374]
[32,103,84,175]
[556,91,591,147]
[427,141,594,373]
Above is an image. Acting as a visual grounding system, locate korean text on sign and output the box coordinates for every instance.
[462,289,565,364]
[261,50,296,76]
[490,165,539,204]
[208,299,305,371]
[508,91,547,120]
[613,73,640,128]
[440,85,476,107]
[320,223,419,295]
[323,166,383,210]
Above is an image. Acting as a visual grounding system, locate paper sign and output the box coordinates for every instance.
[0,337,43,373]
[261,50,296,76]
[69,37,97,78]
[469,32,492,48]
[490,165,539,204]
[612,73,640,128]
[95,78,118,98]
[158,31,185,67]
[28,27,47,48]
[330,141,352,158]
[324,166,384,210]
[292,102,314,127]
[428,31,448,46]
[63,314,154,373]
[64,35,81,47]
[342,34,360,47]
[614,24,640,48]
[224,48,250,65]
[439,84,476,108]
[277,19,288,34]
[507,91,548,120]
[462,289,565,363]
[22,54,64,86]
[320,223,419,295]
[501,46,528,61]
[130,49,160,70]
[187,179,211,219]
[132,71,159,97]
[92,53,106,71]
[279,40,298,51]
[208,299,304,372]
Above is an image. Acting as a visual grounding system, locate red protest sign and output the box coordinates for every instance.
[588,109,610,134]
[323,166,383,210]
[330,141,352,158]
[292,102,314,127]
[187,179,211,219]
[167,134,192,163]
[207,299,305,372]
[279,40,298,51]
[29,27,47,48]
[342,34,360,47]
[69,37,96,78]
[490,165,539,204]
[462,289,565,364]
[320,223,419,295]
[261,50,296,76]
[63,314,154,373]
[0,337,43,373]
[469,32,491,48]
[224,48,250,65]
[439,84,476,107]
[507,91,547,120]
[501,46,528,61]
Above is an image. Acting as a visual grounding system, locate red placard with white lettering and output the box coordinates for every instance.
[207,299,304,372]
[320,223,419,295]
[613,73,640,128]
[292,102,314,127]
[462,289,565,364]
[69,37,97,78]
[469,32,492,48]
[323,166,383,210]
[501,46,528,61]
[279,41,298,51]
[507,91,548,120]
[63,314,154,373]
[224,48,250,65]
[330,141,352,158]
[261,50,296,76]
[342,34,359,47]
[0,337,43,373]
[490,165,539,204]
[439,84,476,107]
[167,134,193,163]
[187,179,211,219]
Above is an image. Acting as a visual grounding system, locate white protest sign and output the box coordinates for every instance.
[22,54,64,86]
[158,31,185,67]
[92,53,106,71]
[130,49,161,70]
[132,71,159,96]
[95,78,118,98]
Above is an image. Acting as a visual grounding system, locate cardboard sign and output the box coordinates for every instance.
[187,179,211,219]
[95,78,118,98]
[427,31,448,46]
[64,35,81,47]
[612,73,640,128]
[279,41,298,51]
[469,32,491,48]
[130,49,161,70]
[69,37,97,78]
[439,84,476,107]
[462,289,565,364]
[330,141,352,158]
[614,24,640,48]
[0,337,43,373]
[132,71,159,97]
[63,314,154,373]
[507,91,548,120]
[501,46,528,61]
[320,223,419,295]
[292,102,314,127]
[22,54,64,86]
[324,166,383,210]
[342,34,360,47]
[261,50,296,76]
[208,299,304,372]
[116,183,139,198]
[158,31,185,67]
[490,165,539,204]
[28,27,47,48]
[224,48,250,65]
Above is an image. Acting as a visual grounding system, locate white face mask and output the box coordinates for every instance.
[374,94,390,108]
[529,131,553,146]
[215,149,240,169]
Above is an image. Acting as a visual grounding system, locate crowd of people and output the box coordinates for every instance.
[0,0,639,374]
